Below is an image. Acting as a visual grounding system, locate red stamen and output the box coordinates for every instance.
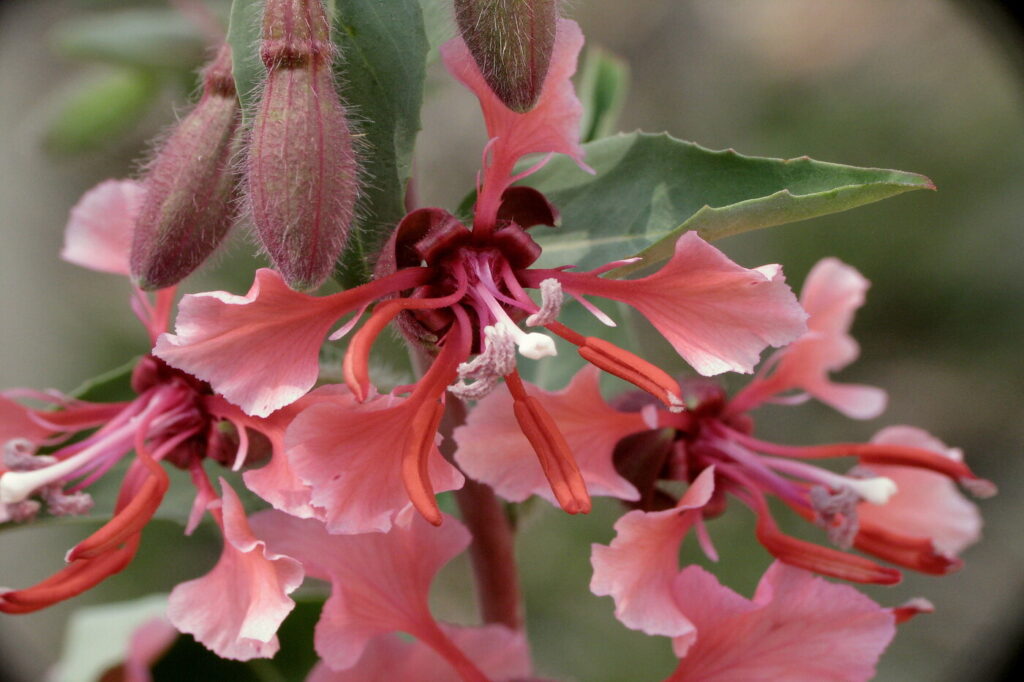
[400,310,473,525]
[344,300,410,401]
[402,400,446,526]
[546,322,683,411]
[343,276,468,401]
[67,434,169,561]
[854,522,962,576]
[66,473,167,561]
[755,513,901,584]
[726,434,996,498]
[506,370,591,514]
[0,535,140,614]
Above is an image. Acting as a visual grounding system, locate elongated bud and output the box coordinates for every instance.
[249,0,359,290]
[130,44,242,290]
[454,0,558,112]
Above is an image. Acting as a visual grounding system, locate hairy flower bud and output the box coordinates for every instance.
[130,44,242,290]
[454,0,558,112]
[248,0,359,290]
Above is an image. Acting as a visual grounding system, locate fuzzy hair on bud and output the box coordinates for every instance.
[130,43,242,290]
[454,0,558,113]
[248,0,359,291]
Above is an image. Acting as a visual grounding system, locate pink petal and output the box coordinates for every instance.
[768,258,886,418]
[0,395,53,445]
[858,426,981,555]
[771,333,887,418]
[167,479,303,661]
[668,562,896,682]
[154,269,348,417]
[306,624,531,682]
[454,366,647,504]
[242,439,318,519]
[590,467,715,645]
[441,18,586,171]
[250,508,471,672]
[286,390,464,534]
[551,233,807,375]
[123,616,178,682]
[801,257,869,336]
[204,394,320,519]
[61,179,145,276]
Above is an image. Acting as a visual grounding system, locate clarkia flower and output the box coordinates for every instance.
[458,258,994,583]
[590,470,933,681]
[155,18,806,533]
[0,180,306,661]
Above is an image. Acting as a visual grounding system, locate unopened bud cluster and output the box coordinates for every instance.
[132,0,358,292]
[455,0,559,112]
[130,0,562,292]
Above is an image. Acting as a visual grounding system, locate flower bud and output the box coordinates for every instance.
[130,44,242,290]
[248,0,359,290]
[454,0,558,112]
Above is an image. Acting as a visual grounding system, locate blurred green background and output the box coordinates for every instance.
[1,1,1022,680]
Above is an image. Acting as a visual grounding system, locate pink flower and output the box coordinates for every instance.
[480,260,991,584]
[664,562,897,681]
[592,487,915,681]
[0,183,307,661]
[156,19,805,531]
[250,508,510,681]
[168,479,303,660]
[730,257,886,418]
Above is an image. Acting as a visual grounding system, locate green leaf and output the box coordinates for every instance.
[43,67,160,155]
[577,46,630,143]
[526,131,934,274]
[52,8,207,71]
[226,0,265,121]
[332,0,430,287]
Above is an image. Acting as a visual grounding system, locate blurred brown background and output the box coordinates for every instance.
[2,1,1022,680]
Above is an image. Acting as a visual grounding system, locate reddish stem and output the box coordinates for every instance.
[435,379,523,631]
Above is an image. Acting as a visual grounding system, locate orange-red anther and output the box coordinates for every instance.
[402,401,447,526]
[755,513,901,585]
[506,371,590,514]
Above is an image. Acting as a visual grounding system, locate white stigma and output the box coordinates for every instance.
[848,476,898,505]
[517,332,557,360]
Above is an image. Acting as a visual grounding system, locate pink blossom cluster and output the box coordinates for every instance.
[0,9,993,682]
